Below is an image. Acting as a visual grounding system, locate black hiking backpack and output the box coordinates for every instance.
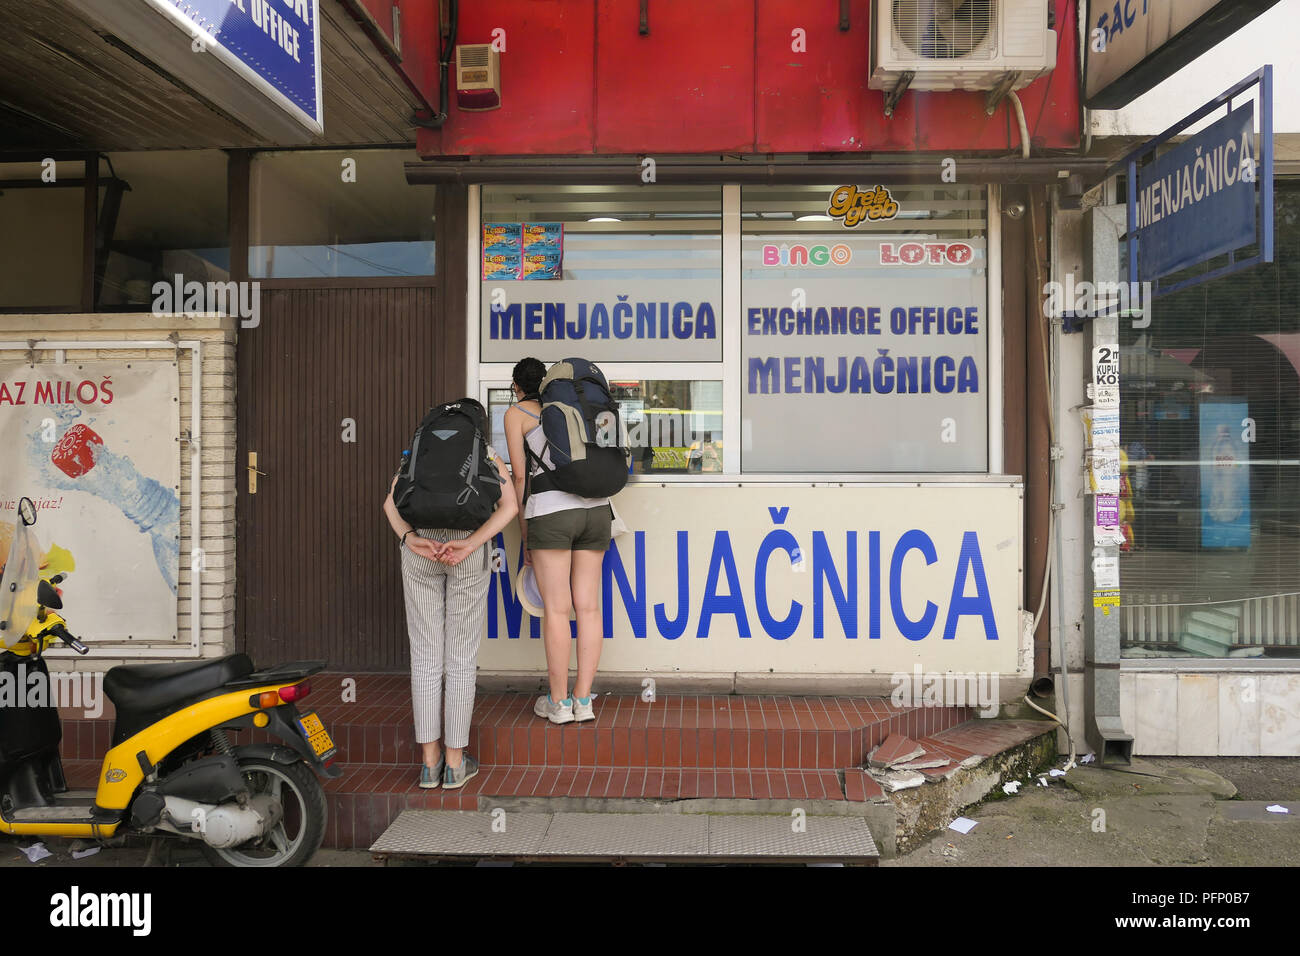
[525,358,631,503]
[394,398,502,531]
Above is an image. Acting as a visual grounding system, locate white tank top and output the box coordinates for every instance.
[520,407,609,519]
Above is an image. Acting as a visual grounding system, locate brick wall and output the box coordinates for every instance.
[0,314,237,670]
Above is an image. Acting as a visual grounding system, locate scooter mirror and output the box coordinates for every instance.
[17,498,36,527]
[37,579,62,610]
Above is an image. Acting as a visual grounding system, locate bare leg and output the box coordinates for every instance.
[571,549,605,700]
[532,548,575,702]
[422,740,442,767]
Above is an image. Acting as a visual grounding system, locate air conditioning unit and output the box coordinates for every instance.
[455,44,501,111]
[869,0,1056,98]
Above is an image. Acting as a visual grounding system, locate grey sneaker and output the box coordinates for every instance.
[573,694,596,722]
[443,754,480,790]
[419,758,445,789]
[534,694,575,724]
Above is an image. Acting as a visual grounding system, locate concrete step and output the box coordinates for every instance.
[370,809,880,865]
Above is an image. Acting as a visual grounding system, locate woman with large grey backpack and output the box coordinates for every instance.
[383,397,518,789]
[503,357,630,724]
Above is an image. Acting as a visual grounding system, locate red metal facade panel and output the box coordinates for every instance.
[394,0,442,108]
[416,0,1080,158]
[358,0,393,36]
[593,0,756,154]
[434,0,597,155]
[344,0,441,107]
[755,0,915,153]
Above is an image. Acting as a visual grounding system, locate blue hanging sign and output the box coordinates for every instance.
[1135,105,1256,281]
[155,0,322,135]
[1114,66,1273,298]
[65,0,323,139]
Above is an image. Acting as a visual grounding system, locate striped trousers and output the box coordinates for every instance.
[399,529,491,748]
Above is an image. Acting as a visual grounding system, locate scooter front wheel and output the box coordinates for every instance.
[200,756,326,868]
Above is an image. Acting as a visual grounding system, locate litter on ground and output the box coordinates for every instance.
[18,843,51,863]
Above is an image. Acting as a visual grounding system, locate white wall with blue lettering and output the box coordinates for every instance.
[481,279,722,363]
[479,484,1024,677]
[741,235,988,472]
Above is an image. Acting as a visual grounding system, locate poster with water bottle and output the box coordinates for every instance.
[0,362,179,642]
[1198,401,1251,550]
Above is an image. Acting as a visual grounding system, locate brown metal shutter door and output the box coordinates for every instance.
[236,287,444,671]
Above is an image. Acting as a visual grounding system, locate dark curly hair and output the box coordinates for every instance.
[512,357,545,401]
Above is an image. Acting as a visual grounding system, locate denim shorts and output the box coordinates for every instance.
[527,505,612,552]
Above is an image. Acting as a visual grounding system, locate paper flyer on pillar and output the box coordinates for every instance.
[0,362,180,642]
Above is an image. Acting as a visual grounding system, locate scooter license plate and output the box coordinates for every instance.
[296,711,336,760]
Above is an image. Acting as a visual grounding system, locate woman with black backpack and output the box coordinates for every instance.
[503,357,616,725]
[383,397,519,790]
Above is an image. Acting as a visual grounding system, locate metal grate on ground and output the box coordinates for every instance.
[370,810,879,865]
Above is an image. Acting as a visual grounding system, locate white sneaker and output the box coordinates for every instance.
[534,694,574,724]
[573,694,596,722]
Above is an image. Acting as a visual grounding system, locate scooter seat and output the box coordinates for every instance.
[104,654,254,715]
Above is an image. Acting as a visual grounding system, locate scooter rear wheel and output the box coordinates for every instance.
[200,756,326,868]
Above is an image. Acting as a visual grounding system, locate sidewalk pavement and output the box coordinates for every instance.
[883,757,1300,867]
[2,757,1296,867]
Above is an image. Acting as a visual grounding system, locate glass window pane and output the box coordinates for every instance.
[250,150,436,278]
[1119,178,1300,659]
[0,161,85,310]
[613,379,724,474]
[741,184,988,473]
[478,185,722,362]
[97,151,229,309]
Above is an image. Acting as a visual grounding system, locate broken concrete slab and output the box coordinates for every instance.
[892,756,952,772]
[868,734,926,770]
[877,771,926,792]
[920,763,962,783]
[959,755,987,769]
[1063,759,1237,801]
[887,791,1221,867]
[886,728,1057,854]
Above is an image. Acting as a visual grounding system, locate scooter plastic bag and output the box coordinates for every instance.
[0,513,43,649]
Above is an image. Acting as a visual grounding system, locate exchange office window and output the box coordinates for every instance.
[250,150,436,278]
[613,379,724,474]
[1119,179,1300,659]
[740,185,989,472]
[0,161,86,311]
[479,185,724,471]
[96,151,229,309]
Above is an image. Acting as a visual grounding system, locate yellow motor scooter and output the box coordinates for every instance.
[0,497,340,866]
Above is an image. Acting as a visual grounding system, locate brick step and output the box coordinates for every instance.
[59,692,974,769]
[58,719,1056,850]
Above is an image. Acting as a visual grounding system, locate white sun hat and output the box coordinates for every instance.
[516,565,576,620]
[517,565,545,618]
